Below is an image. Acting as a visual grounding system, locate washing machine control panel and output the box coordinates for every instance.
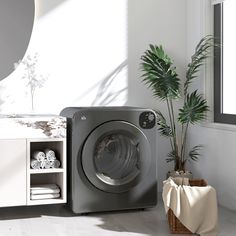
[139,111,156,129]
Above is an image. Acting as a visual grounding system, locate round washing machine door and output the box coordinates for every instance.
[81,121,152,193]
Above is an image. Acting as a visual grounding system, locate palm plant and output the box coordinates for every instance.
[140,36,214,172]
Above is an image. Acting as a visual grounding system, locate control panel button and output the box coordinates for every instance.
[139,111,156,129]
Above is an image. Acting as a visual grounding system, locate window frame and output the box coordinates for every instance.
[214,3,236,124]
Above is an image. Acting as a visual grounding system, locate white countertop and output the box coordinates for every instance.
[0,114,66,139]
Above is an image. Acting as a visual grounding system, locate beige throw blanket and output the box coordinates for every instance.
[162,177,218,236]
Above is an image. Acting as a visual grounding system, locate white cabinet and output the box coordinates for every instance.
[0,115,67,208]
[0,139,26,207]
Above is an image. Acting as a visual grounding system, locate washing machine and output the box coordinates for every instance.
[60,107,157,214]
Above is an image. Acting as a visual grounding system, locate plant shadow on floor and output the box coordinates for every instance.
[82,186,176,236]
[95,209,194,235]
[0,204,73,220]
[0,202,193,235]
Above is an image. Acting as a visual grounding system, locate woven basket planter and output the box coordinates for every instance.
[167,179,207,234]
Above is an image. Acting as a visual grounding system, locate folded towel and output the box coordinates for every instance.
[31,184,59,190]
[30,188,60,195]
[41,159,52,169]
[30,160,41,169]
[45,149,56,161]
[163,177,218,236]
[30,193,60,200]
[50,159,61,168]
[40,160,61,169]
[32,151,46,162]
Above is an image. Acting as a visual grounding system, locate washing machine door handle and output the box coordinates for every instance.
[80,120,152,193]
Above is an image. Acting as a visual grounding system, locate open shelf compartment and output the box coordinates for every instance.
[28,172,66,205]
[29,139,65,170]
[27,138,66,205]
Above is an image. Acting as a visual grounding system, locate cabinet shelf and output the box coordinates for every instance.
[30,168,64,174]
[27,198,66,206]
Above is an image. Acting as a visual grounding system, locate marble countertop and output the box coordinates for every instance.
[0,114,66,139]
[0,114,61,118]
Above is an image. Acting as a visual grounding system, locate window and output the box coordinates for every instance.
[214,0,236,124]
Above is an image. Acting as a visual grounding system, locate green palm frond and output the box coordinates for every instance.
[141,44,180,100]
[166,150,178,163]
[184,35,214,96]
[187,145,203,162]
[178,90,209,124]
[155,110,172,137]
[139,36,216,171]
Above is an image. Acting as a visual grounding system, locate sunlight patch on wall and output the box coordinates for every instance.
[1,0,128,114]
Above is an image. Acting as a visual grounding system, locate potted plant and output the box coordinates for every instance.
[140,36,214,177]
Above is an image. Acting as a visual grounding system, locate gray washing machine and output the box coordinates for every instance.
[60,107,157,214]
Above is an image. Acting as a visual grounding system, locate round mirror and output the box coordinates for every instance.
[0,0,35,80]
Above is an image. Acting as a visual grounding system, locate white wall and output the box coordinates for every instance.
[187,0,236,210]
[1,0,128,113]
[189,125,236,210]
[0,0,188,115]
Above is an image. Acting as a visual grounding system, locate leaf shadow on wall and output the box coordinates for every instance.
[91,60,128,106]
[70,60,128,106]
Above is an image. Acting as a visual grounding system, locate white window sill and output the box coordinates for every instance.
[200,121,236,132]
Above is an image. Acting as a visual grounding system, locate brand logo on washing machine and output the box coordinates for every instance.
[81,115,87,120]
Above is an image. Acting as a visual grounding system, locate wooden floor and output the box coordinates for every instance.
[0,200,235,236]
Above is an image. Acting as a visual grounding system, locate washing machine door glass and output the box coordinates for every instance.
[81,121,152,193]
